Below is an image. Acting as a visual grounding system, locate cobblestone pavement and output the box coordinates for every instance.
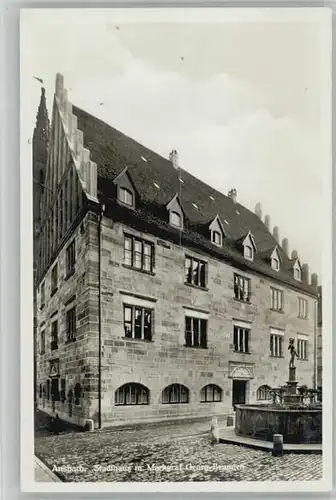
[35,415,322,483]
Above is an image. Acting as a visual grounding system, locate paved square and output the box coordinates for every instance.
[35,419,322,482]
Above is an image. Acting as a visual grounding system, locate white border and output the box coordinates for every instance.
[20,6,333,493]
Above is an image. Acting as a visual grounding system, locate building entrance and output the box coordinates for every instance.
[232,379,247,408]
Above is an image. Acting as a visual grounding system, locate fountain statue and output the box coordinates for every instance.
[288,337,297,368]
[233,336,322,444]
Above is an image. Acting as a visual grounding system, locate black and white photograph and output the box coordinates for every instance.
[20,7,332,492]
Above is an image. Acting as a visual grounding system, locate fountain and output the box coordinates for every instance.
[234,338,322,444]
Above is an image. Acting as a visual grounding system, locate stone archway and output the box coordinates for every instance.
[231,366,252,380]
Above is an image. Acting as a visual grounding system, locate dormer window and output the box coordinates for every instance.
[113,167,136,209]
[170,211,182,228]
[293,259,302,281]
[241,231,256,262]
[166,194,184,230]
[119,187,133,206]
[212,231,222,246]
[209,215,225,248]
[271,258,280,271]
[244,245,253,260]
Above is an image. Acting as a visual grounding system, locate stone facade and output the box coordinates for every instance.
[34,74,319,429]
[36,211,316,428]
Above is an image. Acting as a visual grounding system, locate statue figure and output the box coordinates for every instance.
[288,338,297,368]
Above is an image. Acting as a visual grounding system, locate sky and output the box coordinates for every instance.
[20,8,330,278]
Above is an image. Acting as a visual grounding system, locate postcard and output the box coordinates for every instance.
[20,7,332,493]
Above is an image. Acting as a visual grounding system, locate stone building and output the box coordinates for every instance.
[34,74,320,428]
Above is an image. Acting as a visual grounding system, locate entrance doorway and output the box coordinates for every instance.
[232,379,247,408]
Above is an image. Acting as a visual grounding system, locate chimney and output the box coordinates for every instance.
[169,149,179,169]
[311,273,319,288]
[254,203,262,219]
[228,188,237,203]
[281,238,289,256]
[264,214,271,230]
[272,226,279,243]
[291,250,298,260]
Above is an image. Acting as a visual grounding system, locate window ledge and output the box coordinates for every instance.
[298,358,309,362]
[270,308,284,314]
[184,282,208,292]
[64,270,75,281]
[232,350,251,355]
[200,400,222,403]
[298,316,308,320]
[115,403,149,407]
[162,402,189,405]
[64,339,76,344]
[233,297,252,305]
[184,345,208,349]
[122,337,154,343]
[270,355,285,359]
[122,263,155,276]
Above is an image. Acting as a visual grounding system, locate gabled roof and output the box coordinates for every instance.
[237,231,257,251]
[113,166,138,193]
[209,214,226,236]
[72,105,317,296]
[262,246,282,263]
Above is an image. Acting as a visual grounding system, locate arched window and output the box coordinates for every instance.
[200,384,222,403]
[74,383,81,406]
[162,384,189,404]
[256,385,272,401]
[170,211,182,228]
[115,383,149,406]
[119,187,134,207]
[212,230,222,247]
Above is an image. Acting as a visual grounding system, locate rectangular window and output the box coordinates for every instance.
[66,306,76,342]
[51,264,58,295]
[123,304,153,341]
[40,329,45,355]
[51,378,60,402]
[234,274,251,302]
[40,282,45,309]
[297,339,308,360]
[298,298,308,319]
[270,334,283,357]
[185,256,207,288]
[66,240,76,277]
[271,287,283,311]
[51,320,58,350]
[124,235,154,272]
[60,378,66,403]
[233,326,250,353]
[185,317,207,348]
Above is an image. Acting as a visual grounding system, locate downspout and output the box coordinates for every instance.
[97,203,105,429]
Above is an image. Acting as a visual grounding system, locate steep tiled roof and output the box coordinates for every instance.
[72,105,317,296]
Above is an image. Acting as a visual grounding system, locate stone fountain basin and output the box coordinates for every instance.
[235,404,322,444]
